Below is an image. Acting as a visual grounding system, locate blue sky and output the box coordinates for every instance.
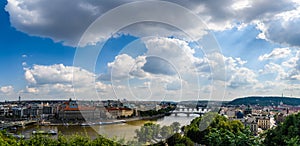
[1,0,300,101]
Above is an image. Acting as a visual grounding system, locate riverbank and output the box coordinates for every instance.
[47,113,167,126]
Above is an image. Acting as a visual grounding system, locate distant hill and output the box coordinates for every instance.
[227,96,300,106]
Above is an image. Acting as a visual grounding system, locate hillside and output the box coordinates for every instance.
[227,96,300,106]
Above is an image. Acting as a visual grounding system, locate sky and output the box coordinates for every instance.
[0,0,300,102]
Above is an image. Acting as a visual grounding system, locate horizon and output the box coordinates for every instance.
[1,95,299,103]
[1,1,300,102]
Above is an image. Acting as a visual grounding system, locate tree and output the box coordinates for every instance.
[171,122,181,133]
[263,112,300,146]
[152,133,194,146]
[0,130,121,146]
[160,125,173,139]
[135,122,160,143]
[184,112,258,145]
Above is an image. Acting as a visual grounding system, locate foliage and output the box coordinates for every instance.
[139,107,175,117]
[0,130,120,146]
[0,130,18,146]
[183,112,259,145]
[171,122,180,133]
[228,96,300,106]
[263,112,300,146]
[152,133,194,146]
[135,122,181,145]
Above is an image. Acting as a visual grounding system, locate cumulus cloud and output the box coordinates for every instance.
[258,47,291,61]
[95,36,263,100]
[143,37,200,73]
[22,64,112,99]
[142,56,177,75]
[5,0,122,46]
[99,37,202,79]
[0,85,14,94]
[260,62,287,80]
[258,6,300,47]
[210,55,259,89]
[24,64,86,85]
[228,67,257,89]
[285,53,300,80]
[96,37,212,100]
[259,50,300,81]
[5,0,209,47]
[98,54,148,81]
[5,0,299,47]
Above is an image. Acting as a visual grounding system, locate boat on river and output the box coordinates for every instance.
[32,130,57,135]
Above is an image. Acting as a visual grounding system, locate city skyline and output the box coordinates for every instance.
[1,0,300,101]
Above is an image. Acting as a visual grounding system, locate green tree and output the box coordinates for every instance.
[284,136,300,146]
[92,135,121,146]
[135,122,160,143]
[263,113,300,146]
[184,112,258,145]
[160,125,173,139]
[25,135,58,146]
[152,133,194,146]
[171,122,181,133]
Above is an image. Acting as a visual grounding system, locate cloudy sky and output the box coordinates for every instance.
[1,0,300,102]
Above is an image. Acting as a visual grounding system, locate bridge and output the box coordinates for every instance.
[0,120,37,129]
[171,106,210,117]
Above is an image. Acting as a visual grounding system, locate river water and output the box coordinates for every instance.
[15,114,199,141]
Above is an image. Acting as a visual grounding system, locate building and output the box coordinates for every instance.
[106,107,134,119]
[236,110,244,119]
[244,105,252,115]
[12,107,23,118]
[58,100,96,121]
[23,106,39,118]
[258,117,271,130]
[244,117,258,135]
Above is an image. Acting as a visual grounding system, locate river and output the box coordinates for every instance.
[15,114,199,141]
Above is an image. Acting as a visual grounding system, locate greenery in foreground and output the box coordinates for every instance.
[2,112,300,145]
[183,112,259,146]
[0,132,121,146]
[263,113,300,145]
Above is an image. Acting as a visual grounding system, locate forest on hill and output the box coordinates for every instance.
[227,96,300,106]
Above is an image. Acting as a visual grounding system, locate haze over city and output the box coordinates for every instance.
[1,0,300,102]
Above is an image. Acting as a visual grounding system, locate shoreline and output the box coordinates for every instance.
[45,113,168,126]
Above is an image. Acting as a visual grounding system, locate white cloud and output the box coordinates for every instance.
[143,37,200,73]
[98,54,148,81]
[259,7,300,47]
[281,50,300,80]
[259,48,291,61]
[260,62,287,80]
[228,67,257,89]
[22,64,112,100]
[25,64,77,85]
[6,0,298,47]
[5,0,209,47]
[23,86,39,94]
[259,50,300,81]
[0,86,14,94]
